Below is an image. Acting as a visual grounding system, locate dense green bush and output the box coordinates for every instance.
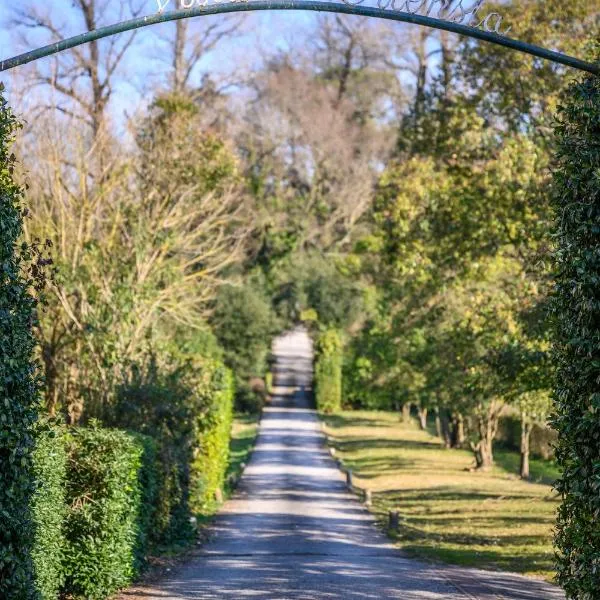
[0,85,43,598]
[551,71,600,599]
[62,424,158,599]
[315,330,343,413]
[115,352,234,535]
[190,362,234,512]
[114,356,196,543]
[211,282,275,412]
[31,425,67,599]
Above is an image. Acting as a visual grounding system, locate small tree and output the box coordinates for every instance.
[516,391,552,480]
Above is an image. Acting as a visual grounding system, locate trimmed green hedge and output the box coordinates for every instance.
[62,425,158,600]
[32,425,67,599]
[190,361,234,512]
[551,72,600,598]
[315,330,343,414]
[0,85,42,599]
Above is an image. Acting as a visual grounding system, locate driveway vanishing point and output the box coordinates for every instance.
[121,328,564,600]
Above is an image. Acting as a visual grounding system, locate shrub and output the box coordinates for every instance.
[211,282,275,411]
[0,84,43,598]
[31,425,67,599]
[551,71,600,598]
[114,357,195,543]
[62,424,158,599]
[189,362,234,512]
[114,352,234,535]
[315,330,343,413]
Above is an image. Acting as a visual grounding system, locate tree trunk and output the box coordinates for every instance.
[434,407,442,439]
[440,409,452,448]
[418,406,428,430]
[520,420,533,479]
[450,413,465,448]
[470,401,502,471]
[401,402,412,423]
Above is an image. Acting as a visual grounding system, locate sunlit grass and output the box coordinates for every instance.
[322,411,560,580]
[225,413,260,495]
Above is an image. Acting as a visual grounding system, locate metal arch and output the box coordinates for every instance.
[0,1,598,75]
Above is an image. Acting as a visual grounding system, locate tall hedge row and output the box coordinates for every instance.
[190,363,234,512]
[0,84,41,598]
[31,426,67,599]
[314,330,343,413]
[551,73,600,598]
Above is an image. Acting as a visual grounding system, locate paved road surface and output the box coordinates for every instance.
[122,328,564,600]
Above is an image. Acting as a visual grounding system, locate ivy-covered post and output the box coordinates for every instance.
[551,72,600,598]
[0,84,41,597]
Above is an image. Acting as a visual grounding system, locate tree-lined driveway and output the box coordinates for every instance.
[122,329,563,600]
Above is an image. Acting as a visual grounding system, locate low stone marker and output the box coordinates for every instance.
[329,447,336,457]
[364,488,372,507]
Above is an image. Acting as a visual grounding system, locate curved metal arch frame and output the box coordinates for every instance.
[0,1,598,75]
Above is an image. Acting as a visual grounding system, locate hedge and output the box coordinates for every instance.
[314,330,343,413]
[31,425,67,599]
[62,424,158,600]
[189,361,234,512]
[551,71,600,598]
[0,84,42,599]
[114,354,235,539]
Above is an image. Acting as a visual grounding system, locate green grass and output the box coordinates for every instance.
[224,412,260,495]
[322,411,560,581]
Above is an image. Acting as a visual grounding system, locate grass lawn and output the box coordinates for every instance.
[322,411,560,581]
[224,412,260,495]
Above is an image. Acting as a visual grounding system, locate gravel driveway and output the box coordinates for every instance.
[120,328,564,600]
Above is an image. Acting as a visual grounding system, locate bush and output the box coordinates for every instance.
[31,425,67,599]
[190,362,234,512]
[62,424,158,599]
[211,282,275,411]
[315,330,343,413]
[114,353,235,533]
[114,357,196,543]
[0,85,43,598]
[551,71,600,598]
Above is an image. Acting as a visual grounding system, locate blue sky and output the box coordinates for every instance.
[0,0,322,125]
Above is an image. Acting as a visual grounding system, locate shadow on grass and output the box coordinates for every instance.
[399,540,555,575]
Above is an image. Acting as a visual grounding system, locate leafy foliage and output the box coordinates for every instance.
[211,282,275,412]
[315,330,343,414]
[62,424,158,600]
[114,352,234,537]
[0,84,42,599]
[31,425,67,599]
[551,70,600,599]
[189,363,234,512]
